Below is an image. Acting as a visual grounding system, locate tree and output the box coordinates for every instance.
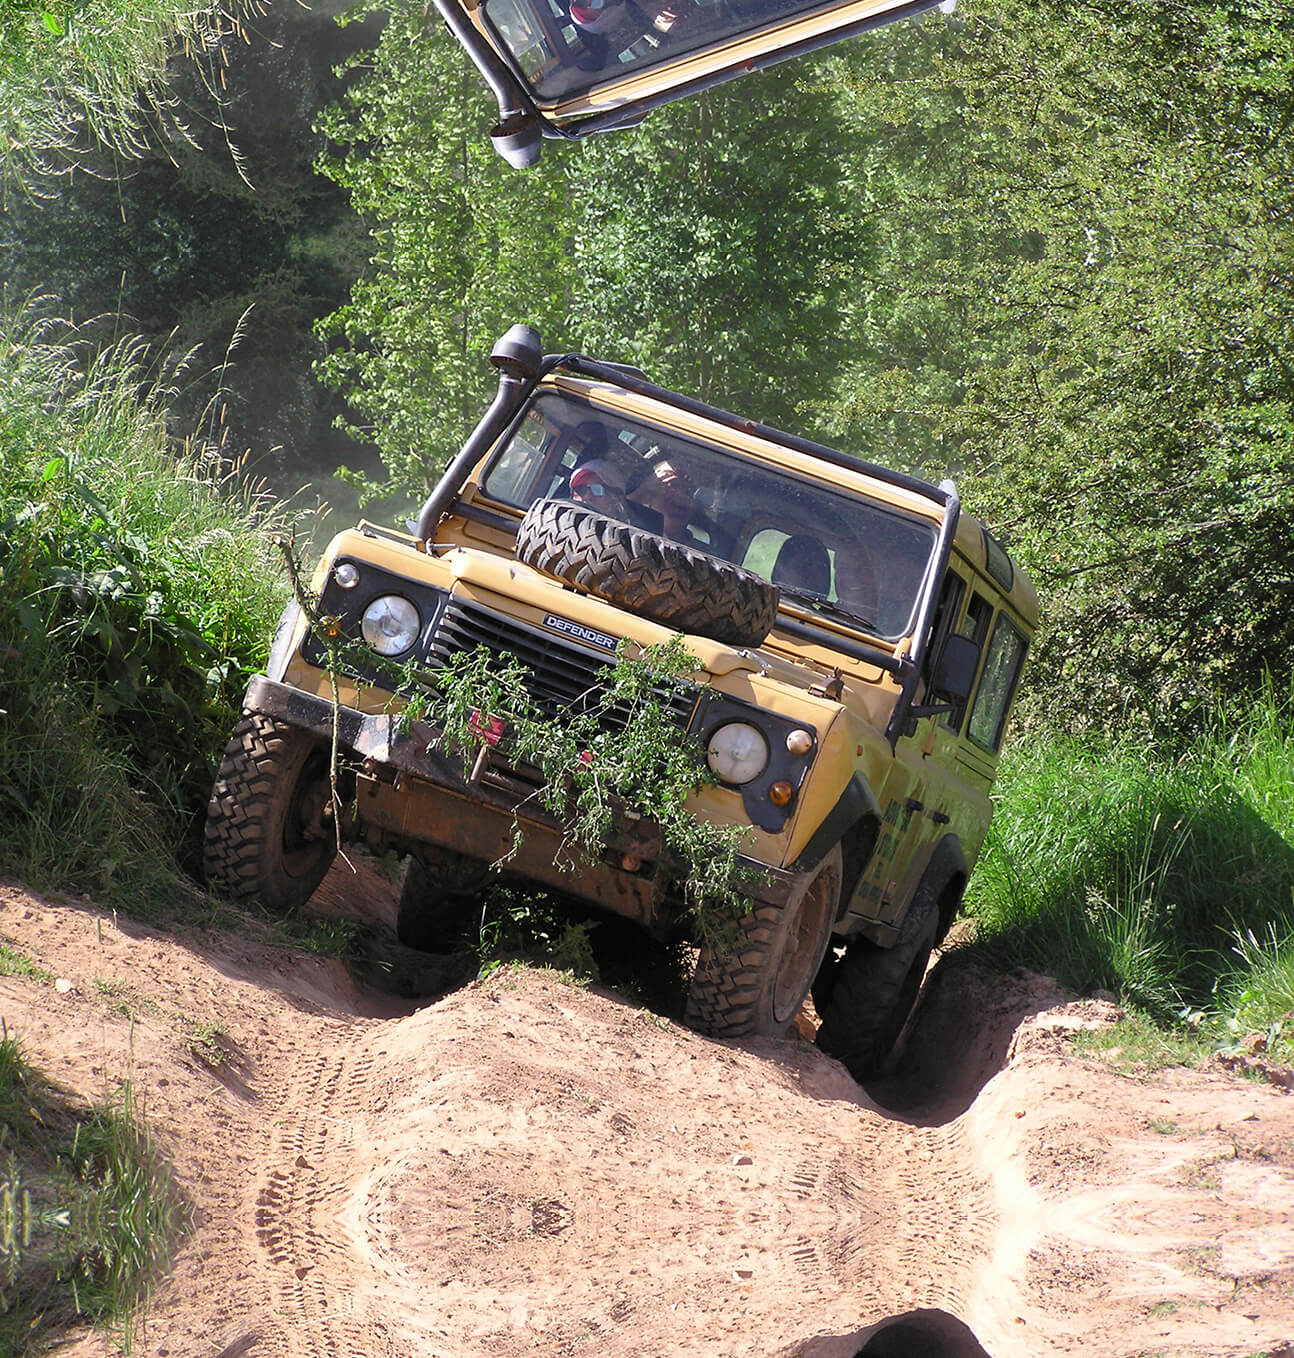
[567,63,866,430]
[314,7,576,499]
[819,0,1294,728]
[314,5,893,486]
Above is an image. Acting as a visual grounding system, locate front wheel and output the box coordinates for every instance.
[814,891,939,1081]
[203,713,340,913]
[685,846,841,1039]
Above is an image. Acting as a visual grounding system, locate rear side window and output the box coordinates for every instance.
[967,615,1028,752]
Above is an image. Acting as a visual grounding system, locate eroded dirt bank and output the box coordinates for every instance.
[1,875,1291,1358]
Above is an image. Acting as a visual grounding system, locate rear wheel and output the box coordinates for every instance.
[685,846,841,1038]
[204,713,340,913]
[814,891,939,1080]
[396,848,490,951]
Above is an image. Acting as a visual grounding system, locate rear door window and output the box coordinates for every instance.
[967,614,1027,752]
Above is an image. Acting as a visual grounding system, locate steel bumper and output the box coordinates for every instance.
[241,675,809,910]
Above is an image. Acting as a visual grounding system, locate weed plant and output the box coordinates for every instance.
[391,637,755,948]
[0,309,294,910]
[0,0,255,190]
[0,1032,186,1353]
[963,681,1294,1058]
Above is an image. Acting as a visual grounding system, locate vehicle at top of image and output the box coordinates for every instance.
[433,0,954,165]
[203,324,1037,1082]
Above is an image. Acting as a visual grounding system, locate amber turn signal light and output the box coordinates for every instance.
[768,781,794,807]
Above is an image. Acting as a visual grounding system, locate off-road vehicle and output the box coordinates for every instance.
[205,325,1036,1079]
[432,0,951,165]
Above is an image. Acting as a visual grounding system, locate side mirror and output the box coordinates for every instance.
[932,633,981,702]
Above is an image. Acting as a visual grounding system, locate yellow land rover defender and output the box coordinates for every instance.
[205,326,1036,1079]
[432,0,951,166]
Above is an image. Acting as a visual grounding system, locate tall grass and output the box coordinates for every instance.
[0,1032,186,1353]
[964,682,1294,1043]
[0,0,255,190]
[0,308,295,909]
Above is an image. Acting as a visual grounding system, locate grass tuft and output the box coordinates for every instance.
[0,306,299,914]
[0,1032,187,1353]
[962,683,1294,1056]
[0,944,56,985]
[0,0,259,190]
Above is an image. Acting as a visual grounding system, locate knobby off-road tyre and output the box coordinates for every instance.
[204,713,338,914]
[814,888,940,1081]
[685,846,842,1039]
[514,498,779,649]
[396,848,490,952]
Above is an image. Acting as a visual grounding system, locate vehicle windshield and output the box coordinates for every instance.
[479,389,938,642]
[481,0,829,102]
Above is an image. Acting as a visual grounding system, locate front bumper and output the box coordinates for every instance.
[241,675,810,914]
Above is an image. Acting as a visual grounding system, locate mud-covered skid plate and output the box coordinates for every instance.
[433,0,952,165]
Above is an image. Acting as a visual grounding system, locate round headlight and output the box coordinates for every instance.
[361,594,420,656]
[334,562,360,590]
[706,722,769,785]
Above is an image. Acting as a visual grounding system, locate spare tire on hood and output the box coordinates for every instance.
[514,498,779,649]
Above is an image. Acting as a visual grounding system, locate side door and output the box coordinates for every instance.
[854,573,977,930]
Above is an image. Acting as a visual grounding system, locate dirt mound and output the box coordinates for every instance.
[1,878,1291,1357]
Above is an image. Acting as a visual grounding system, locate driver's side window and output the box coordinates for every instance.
[930,582,991,733]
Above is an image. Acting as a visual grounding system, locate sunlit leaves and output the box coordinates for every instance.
[817,0,1294,730]
[315,0,1292,731]
[315,6,575,498]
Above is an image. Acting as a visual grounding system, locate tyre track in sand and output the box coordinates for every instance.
[1,883,1291,1358]
[243,990,997,1356]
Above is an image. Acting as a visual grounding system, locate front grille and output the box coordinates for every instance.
[425,598,698,733]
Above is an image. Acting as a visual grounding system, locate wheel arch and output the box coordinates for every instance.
[793,772,882,923]
[918,834,969,945]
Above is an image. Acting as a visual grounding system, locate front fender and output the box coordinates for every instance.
[792,772,881,873]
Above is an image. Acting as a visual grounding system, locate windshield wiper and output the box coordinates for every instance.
[776,585,878,635]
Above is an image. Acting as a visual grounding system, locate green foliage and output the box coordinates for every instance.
[0,0,249,189]
[0,944,55,985]
[312,4,877,492]
[0,1035,186,1353]
[1069,1010,1220,1075]
[1215,924,1294,1065]
[315,0,1293,729]
[817,0,1294,730]
[1,3,379,488]
[963,682,1294,1041]
[0,309,294,905]
[475,889,600,983]
[566,70,862,424]
[314,6,576,500]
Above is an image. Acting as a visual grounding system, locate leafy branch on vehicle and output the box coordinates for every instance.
[422,638,757,948]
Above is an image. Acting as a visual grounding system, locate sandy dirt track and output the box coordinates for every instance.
[1,867,1292,1358]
